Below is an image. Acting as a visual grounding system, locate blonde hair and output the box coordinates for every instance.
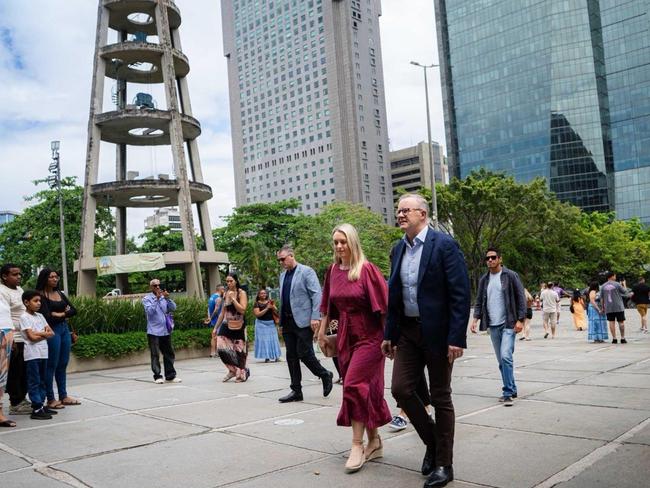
[332,223,366,281]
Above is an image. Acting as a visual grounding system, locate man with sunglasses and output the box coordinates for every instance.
[470,248,526,406]
[383,194,470,488]
[276,245,333,403]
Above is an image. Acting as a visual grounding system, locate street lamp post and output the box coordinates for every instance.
[48,141,69,294]
[410,61,439,230]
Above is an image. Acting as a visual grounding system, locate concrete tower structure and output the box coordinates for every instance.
[77,0,227,297]
[222,0,393,224]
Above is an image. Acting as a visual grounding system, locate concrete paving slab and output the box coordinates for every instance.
[459,399,649,441]
[531,384,650,411]
[379,424,603,487]
[482,367,596,384]
[229,453,481,488]
[576,372,650,389]
[612,360,650,375]
[6,399,123,431]
[86,383,225,410]
[57,431,324,488]
[0,448,31,472]
[531,356,639,372]
[452,393,502,416]
[0,468,72,487]
[148,394,322,429]
[556,444,650,488]
[69,378,161,398]
[66,372,128,386]
[624,421,650,446]
[451,376,562,398]
[0,413,206,463]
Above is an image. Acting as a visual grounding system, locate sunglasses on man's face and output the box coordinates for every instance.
[485,255,499,262]
[277,257,287,262]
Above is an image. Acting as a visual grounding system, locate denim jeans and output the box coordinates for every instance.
[26,358,47,410]
[489,324,517,398]
[45,322,71,402]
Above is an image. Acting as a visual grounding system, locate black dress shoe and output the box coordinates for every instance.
[424,466,453,487]
[421,445,436,476]
[322,371,333,397]
[278,391,303,403]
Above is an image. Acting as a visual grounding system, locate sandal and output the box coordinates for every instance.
[222,371,236,382]
[0,419,17,428]
[61,397,81,406]
[47,401,65,409]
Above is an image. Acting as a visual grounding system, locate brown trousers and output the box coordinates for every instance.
[391,320,455,466]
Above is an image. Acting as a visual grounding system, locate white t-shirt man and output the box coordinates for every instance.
[19,312,49,361]
[0,284,25,343]
[540,288,559,313]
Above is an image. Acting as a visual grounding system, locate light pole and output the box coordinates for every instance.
[48,141,69,294]
[410,61,439,230]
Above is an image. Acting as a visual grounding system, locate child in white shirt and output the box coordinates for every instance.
[19,291,55,420]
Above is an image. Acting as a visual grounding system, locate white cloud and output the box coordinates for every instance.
[0,0,444,236]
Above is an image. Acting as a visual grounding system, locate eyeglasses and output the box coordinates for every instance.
[277,257,287,262]
[485,255,499,262]
[152,284,160,288]
[395,207,423,217]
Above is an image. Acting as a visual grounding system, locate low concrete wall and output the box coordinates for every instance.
[68,347,211,373]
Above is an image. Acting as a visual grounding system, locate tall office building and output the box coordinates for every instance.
[389,141,448,205]
[435,0,650,223]
[0,211,18,229]
[144,207,182,232]
[222,0,393,223]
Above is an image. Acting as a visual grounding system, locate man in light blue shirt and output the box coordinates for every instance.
[142,279,181,384]
[400,225,429,317]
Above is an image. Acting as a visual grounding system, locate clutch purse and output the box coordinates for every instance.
[322,319,338,358]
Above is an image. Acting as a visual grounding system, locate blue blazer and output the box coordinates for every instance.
[279,263,322,328]
[385,228,471,354]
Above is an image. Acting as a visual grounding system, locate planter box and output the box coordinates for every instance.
[68,346,211,373]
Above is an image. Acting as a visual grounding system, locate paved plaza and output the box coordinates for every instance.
[1,312,650,488]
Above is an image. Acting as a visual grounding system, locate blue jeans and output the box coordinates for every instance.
[489,324,517,398]
[45,322,71,402]
[26,358,47,410]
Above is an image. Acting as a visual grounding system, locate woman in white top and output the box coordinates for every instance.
[0,293,15,427]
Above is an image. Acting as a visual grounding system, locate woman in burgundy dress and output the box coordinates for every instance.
[318,223,391,473]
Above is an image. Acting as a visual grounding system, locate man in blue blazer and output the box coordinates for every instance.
[382,194,471,488]
[277,245,333,403]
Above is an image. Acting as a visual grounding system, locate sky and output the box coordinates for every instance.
[0,0,444,238]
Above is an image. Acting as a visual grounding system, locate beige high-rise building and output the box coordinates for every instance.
[222,0,393,223]
[390,141,448,205]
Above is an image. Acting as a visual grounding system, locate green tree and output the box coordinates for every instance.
[213,200,301,288]
[293,202,402,279]
[436,169,582,290]
[0,178,113,293]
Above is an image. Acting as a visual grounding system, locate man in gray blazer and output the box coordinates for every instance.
[277,245,333,402]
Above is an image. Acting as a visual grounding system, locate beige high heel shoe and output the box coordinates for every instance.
[344,442,365,473]
[365,435,383,461]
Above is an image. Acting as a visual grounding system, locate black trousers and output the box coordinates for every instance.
[391,320,455,467]
[7,342,28,406]
[282,318,329,393]
[148,334,177,381]
[396,373,431,409]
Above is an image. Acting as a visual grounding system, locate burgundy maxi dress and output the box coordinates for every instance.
[321,261,392,429]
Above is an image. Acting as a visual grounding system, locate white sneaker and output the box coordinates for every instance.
[154,378,164,384]
[166,377,182,383]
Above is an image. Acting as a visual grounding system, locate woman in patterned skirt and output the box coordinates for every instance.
[587,281,608,343]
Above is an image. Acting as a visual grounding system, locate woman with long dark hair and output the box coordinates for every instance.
[214,273,250,382]
[35,268,79,408]
[253,289,281,362]
[587,281,608,343]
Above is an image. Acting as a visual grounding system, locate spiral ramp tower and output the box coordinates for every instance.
[76,0,227,297]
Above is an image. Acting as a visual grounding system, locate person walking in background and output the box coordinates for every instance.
[471,248,526,406]
[36,268,80,408]
[142,279,181,384]
[0,292,15,427]
[553,283,566,325]
[600,272,629,344]
[540,282,560,338]
[276,245,333,403]
[19,291,56,420]
[519,289,534,341]
[570,289,587,331]
[384,194,471,488]
[388,377,433,432]
[253,289,281,362]
[631,277,649,333]
[214,273,249,382]
[0,264,29,415]
[318,224,392,473]
[587,281,608,343]
[206,284,224,357]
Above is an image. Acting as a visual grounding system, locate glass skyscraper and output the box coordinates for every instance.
[435,0,650,223]
[222,0,393,223]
